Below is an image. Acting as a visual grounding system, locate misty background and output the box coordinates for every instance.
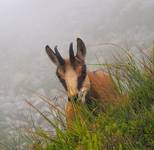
[0,0,154,143]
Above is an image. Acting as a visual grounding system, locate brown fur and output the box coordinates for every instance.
[88,70,117,102]
[45,38,118,128]
[65,101,76,128]
[65,70,117,128]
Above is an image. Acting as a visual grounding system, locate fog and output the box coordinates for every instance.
[0,0,154,143]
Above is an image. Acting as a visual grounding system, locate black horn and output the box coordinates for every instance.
[54,46,65,65]
[69,42,75,63]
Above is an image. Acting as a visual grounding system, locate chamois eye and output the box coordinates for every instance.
[75,64,83,75]
[57,69,65,79]
[56,69,67,91]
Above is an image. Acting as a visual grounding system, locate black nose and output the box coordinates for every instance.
[68,94,79,102]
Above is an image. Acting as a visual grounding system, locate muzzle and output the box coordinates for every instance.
[68,89,87,103]
[68,94,79,102]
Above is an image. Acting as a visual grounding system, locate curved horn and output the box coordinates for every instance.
[69,42,75,63]
[54,46,65,65]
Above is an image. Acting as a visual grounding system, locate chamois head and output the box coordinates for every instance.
[45,38,88,101]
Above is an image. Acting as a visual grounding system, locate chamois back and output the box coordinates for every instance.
[88,70,117,102]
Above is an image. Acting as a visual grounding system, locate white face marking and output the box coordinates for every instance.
[64,63,91,102]
[58,59,90,102]
[65,65,78,97]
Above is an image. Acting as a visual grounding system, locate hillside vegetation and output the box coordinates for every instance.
[10,46,154,150]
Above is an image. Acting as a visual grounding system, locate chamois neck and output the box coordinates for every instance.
[79,73,90,103]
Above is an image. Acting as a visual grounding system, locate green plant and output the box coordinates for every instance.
[22,45,154,150]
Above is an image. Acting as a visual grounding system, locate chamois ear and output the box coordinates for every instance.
[76,38,86,61]
[45,45,59,66]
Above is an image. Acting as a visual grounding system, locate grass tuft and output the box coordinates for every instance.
[17,45,154,150]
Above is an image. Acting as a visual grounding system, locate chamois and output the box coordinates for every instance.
[45,38,117,128]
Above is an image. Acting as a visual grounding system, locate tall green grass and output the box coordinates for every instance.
[25,46,154,150]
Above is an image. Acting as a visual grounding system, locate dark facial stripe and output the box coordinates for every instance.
[56,71,67,91]
[77,64,87,90]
